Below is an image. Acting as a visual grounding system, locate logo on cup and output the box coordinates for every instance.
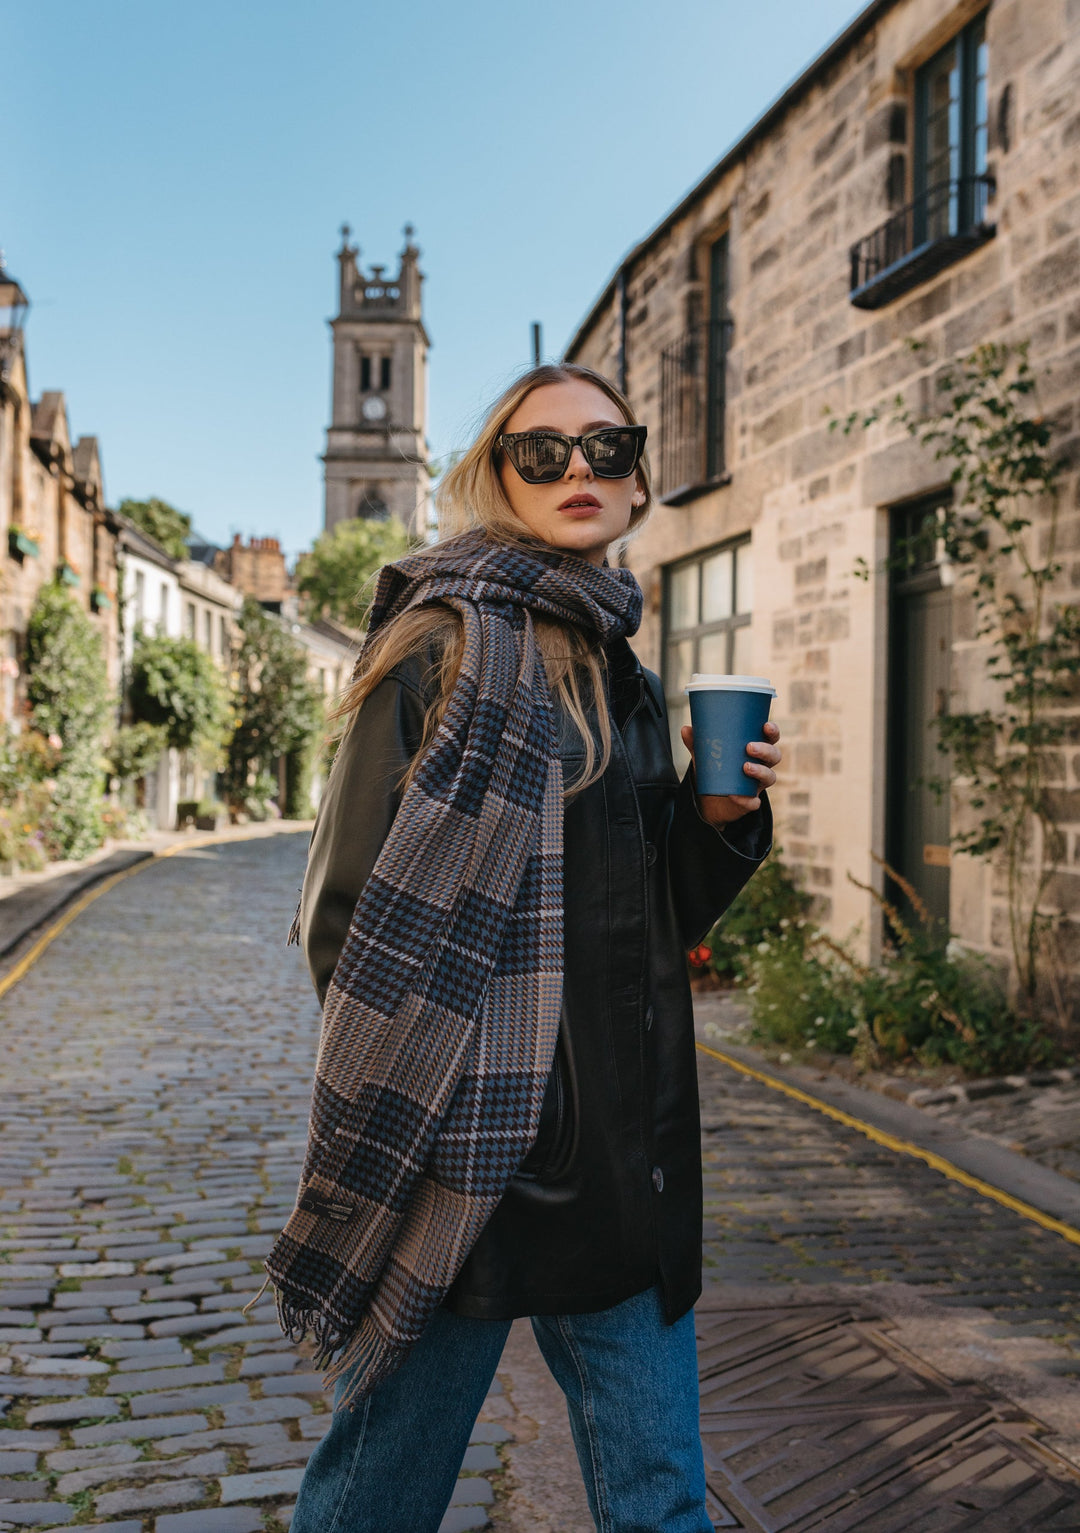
[709,739,724,769]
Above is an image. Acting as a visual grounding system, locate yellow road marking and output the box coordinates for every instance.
[696,1040,1080,1251]
[0,833,277,1003]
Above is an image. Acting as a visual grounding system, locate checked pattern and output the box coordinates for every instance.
[266,531,642,1403]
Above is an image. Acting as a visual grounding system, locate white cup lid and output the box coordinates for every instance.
[686,673,776,694]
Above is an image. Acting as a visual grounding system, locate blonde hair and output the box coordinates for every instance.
[335,363,653,795]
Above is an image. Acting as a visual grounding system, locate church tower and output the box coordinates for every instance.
[323,224,430,536]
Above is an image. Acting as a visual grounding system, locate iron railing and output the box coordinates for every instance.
[850,174,995,309]
[659,318,732,502]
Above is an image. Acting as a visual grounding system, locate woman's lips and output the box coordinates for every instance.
[558,495,601,518]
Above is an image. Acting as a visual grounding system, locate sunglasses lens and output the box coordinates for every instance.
[508,434,569,483]
[586,429,642,478]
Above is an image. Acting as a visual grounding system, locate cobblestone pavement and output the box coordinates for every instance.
[0,834,502,1531]
[696,1047,1080,1354]
[3,837,1079,1531]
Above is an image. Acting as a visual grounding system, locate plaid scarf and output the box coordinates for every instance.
[266,531,642,1404]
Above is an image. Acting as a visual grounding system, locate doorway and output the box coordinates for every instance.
[885,496,952,928]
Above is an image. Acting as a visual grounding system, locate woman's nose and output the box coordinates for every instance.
[564,445,593,477]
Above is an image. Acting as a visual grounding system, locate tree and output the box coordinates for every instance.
[24,583,111,858]
[295,517,414,626]
[116,497,192,560]
[129,633,229,755]
[224,599,322,814]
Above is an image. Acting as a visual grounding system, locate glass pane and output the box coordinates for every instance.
[667,637,696,696]
[731,622,754,676]
[734,543,753,614]
[668,563,698,631]
[701,550,733,622]
[698,630,730,675]
[669,699,691,773]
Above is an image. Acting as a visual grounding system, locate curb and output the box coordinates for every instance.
[695,1029,1080,1237]
[0,823,312,968]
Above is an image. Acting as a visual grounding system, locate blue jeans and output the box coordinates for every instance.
[291,1285,712,1533]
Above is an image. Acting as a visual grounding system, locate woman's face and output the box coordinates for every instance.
[497,378,643,565]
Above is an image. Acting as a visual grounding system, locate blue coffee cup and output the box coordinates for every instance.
[685,675,777,797]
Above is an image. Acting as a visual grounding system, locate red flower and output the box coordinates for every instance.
[688,944,711,968]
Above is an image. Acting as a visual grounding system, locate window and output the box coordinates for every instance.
[203,608,212,651]
[134,569,146,628]
[663,539,753,760]
[659,233,731,501]
[705,234,729,482]
[185,601,196,639]
[380,355,392,389]
[915,13,989,243]
[359,355,372,392]
[850,11,991,307]
[219,614,229,660]
[158,583,169,633]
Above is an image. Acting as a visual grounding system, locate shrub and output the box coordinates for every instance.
[105,722,168,784]
[24,584,111,859]
[697,852,812,983]
[746,861,1054,1076]
[130,634,230,755]
[224,600,322,813]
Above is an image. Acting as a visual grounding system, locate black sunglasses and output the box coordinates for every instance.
[496,425,647,484]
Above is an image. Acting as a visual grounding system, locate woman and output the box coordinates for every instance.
[273,363,781,1533]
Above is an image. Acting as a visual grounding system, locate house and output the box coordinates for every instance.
[564,0,1079,1000]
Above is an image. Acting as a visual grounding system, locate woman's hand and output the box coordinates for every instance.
[680,721,781,828]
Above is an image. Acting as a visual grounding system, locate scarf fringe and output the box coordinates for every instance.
[273,1285,405,1409]
[286,898,302,947]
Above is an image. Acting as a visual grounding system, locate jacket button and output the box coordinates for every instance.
[652,1166,664,1193]
[645,1005,654,1032]
[645,842,657,866]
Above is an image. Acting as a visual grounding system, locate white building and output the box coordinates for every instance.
[115,515,241,829]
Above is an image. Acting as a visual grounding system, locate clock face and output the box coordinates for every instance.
[361,394,388,422]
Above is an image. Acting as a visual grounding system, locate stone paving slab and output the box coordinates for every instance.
[0,834,503,1531]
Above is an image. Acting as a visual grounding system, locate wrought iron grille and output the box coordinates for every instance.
[659,318,732,501]
[850,175,995,309]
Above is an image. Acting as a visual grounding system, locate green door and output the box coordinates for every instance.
[886,503,952,927]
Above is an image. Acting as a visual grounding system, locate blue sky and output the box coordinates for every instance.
[5,0,863,559]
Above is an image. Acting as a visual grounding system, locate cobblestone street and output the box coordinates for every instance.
[1,833,1079,1531]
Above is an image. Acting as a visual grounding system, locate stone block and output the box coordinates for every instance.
[0,1452,38,1473]
[24,1397,123,1425]
[218,1466,305,1502]
[459,1443,500,1473]
[149,1312,247,1339]
[106,1363,225,1395]
[45,1443,140,1472]
[259,1374,325,1396]
[0,1504,75,1524]
[94,1478,207,1517]
[438,1507,490,1533]
[129,1382,249,1418]
[219,1397,313,1427]
[2,1377,89,1397]
[451,1474,495,1504]
[157,1511,265,1533]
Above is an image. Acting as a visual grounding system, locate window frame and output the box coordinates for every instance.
[662,537,753,754]
[913,11,989,243]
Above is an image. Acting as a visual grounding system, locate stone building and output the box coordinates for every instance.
[565,0,1079,990]
[323,225,431,536]
[0,278,121,715]
[211,533,292,611]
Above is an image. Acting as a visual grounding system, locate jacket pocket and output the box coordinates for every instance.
[515,1019,578,1184]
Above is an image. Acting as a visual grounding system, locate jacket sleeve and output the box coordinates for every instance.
[299,669,428,1008]
[668,762,774,950]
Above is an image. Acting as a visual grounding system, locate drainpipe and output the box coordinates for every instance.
[615,269,628,394]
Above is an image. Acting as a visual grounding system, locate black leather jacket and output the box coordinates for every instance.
[299,636,771,1324]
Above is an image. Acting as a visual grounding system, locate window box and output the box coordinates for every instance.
[8,528,39,562]
[57,561,80,588]
[90,586,111,613]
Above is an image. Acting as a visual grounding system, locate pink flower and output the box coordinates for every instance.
[47,734,62,751]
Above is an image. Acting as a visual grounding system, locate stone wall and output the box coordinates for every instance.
[567,0,1080,993]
